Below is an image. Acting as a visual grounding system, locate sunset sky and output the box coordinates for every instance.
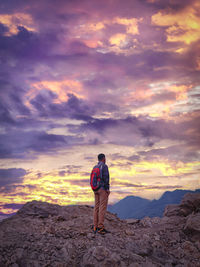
[0,0,200,215]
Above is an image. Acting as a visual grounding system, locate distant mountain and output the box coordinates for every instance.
[108,189,200,219]
[108,195,150,219]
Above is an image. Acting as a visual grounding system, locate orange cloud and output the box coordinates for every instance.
[26,79,84,106]
[109,33,127,47]
[113,17,141,35]
[87,22,105,31]
[73,17,141,54]
[127,86,154,101]
[83,39,103,48]
[0,13,36,36]
[168,84,192,101]
[151,1,200,45]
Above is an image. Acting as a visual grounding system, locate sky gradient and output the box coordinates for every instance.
[0,0,200,215]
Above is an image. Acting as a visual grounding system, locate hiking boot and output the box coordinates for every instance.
[97,227,110,235]
[93,226,98,234]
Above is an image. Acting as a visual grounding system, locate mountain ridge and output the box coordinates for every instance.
[108,188,200,219]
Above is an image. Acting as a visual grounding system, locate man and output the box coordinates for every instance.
[93,153,110,234]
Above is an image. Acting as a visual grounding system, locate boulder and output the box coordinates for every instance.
[163,204,181,217]
[82,246,122,267]
[184,213,200,233]
[180,193,200,214]
[164,193,200,217]
[125,219,140,224]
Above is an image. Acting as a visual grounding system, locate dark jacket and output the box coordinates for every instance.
[96,161,110,190]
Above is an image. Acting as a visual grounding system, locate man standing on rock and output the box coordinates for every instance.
[91,153,110,234]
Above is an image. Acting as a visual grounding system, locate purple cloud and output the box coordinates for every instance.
[0,130,83,159]
[0,168,27,186]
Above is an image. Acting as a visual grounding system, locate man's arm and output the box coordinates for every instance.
[102,164,110,190]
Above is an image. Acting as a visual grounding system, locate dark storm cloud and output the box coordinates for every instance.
[0,184,37,194]
[0,0,155,21]
[79,116,174,140]
[76,113,200,155]
[0,130,83,159]
[0,23,8,34]
[28,133,67,152]
[138,145,199,162]
[0,168,27,186]
[147,0,196,11]
[9,91,31,115]
[0,27,47,62]
[0,102,15,125]
[30,92,116,122]
[81,118,118,133]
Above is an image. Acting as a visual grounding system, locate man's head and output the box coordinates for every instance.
[98,153,106,163]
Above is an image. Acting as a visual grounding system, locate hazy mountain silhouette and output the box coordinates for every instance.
[108,189,200,219]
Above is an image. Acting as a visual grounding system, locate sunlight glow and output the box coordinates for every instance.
[0,13,36,36]
[152,1,200,44]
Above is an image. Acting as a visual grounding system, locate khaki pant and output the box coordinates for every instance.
[93,188,109,228]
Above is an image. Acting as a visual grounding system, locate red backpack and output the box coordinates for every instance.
[90,165,102,191]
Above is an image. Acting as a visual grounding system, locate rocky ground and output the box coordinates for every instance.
[0,193,200,267]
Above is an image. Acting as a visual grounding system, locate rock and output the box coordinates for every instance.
[125,219,140,224]
[184,213,200,233]
[61,247,69,260]
[0,193,200,266]
[182,241,200,259]
[82,246,121,266]
[125,229,135,236]
[140,217,153,227]
[164,193,200,218]
[164,204,181,217]
[180,193,200,213]
[154,233,160,241]
[130,253,144,262]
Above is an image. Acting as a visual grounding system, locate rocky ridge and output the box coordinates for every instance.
[0,193,200,266]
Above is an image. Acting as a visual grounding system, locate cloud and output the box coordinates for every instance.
[0,129,83,159]
[0,168,27,186]
[29,93,95,121]
[151,0,200,45]
[78,115,193,146]
[68,179,89,186]
[112,180,183,190]
[138,144,200,163]
[0,13,37,36]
